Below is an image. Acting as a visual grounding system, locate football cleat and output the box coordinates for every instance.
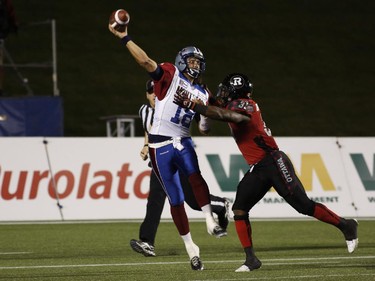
[217,198,230,231]
[208,225,227,238]
[346,239,359,254]
[190,256,204,270]
[235,264,252,272]
[130,239,156,257]
[235,256,262,272]
[342,219,359,253]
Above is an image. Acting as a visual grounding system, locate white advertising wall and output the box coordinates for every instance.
[0,137,374,221]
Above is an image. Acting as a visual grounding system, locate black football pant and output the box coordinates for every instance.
[139,170,166,246]
[232,150,315,216]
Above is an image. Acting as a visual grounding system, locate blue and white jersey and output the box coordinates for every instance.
[150,63,209,138]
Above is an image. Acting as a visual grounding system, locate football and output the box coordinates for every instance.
[109,9,130,32]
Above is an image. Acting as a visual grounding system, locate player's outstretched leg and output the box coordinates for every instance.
[312,203,359,253]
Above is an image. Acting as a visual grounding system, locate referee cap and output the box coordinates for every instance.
[146,79,154,93]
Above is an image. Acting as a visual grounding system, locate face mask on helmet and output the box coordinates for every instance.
[175,46,206,79]
[216,73,253,107]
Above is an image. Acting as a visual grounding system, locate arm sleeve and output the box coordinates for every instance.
[151,63,176,100]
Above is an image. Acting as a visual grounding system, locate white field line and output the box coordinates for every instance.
[0,255,374,270]
[192,273,375,281]
[0,252,32,255]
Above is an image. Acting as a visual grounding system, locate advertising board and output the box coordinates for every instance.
[0,137,374,221]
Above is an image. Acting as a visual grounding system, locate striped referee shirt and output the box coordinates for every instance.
[139,103,155,134]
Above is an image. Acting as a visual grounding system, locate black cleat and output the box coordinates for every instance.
[342,219,359,253]
[190,256,204,270]
[235,256,262,272]
[209,225,227,238]
[130,239,156,257]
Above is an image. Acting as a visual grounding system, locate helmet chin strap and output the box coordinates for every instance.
[186,67,200,79]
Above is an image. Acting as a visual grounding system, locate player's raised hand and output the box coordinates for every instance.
[108,9,130,38]
[108,23,128,38]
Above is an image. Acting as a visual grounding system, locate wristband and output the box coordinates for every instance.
[121,35,132,45]
[144,144,148,147]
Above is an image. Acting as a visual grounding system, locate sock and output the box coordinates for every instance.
[201,204,217,230]
[234,215,253,248]
[244,246,256,259]
[313,202,341,226]
[181,233,200,259]
[171,203,189,235]
[181,232,193,243]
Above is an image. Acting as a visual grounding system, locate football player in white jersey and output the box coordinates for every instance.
[109,22,226,271]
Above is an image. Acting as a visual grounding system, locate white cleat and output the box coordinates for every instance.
[346,238,359,253]
[235,264,251,272]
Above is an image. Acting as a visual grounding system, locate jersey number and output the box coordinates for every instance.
[170,107,194,128]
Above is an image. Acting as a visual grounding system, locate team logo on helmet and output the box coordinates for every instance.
[229,75,245,89]
[215,73,253,107]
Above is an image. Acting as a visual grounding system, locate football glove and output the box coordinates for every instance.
[173,91,196,110]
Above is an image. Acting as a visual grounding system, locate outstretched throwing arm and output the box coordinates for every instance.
[108,22,157,73]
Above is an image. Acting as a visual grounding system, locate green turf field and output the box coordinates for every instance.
[0,220,374,280]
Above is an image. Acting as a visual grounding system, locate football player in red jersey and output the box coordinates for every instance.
[174,73,359,272]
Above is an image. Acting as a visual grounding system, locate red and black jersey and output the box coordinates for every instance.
[226,98,279,165]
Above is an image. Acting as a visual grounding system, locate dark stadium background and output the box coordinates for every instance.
[4,0,375,137]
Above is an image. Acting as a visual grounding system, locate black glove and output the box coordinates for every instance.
[173,91,196,110]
